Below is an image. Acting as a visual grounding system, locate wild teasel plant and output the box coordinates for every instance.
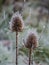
[23,31,38,65]
[9,12,24,65]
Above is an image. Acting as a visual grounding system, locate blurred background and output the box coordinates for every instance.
[0,0,49,65]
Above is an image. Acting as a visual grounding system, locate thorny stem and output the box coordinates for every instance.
[16,32,18,65]
[29,48,32,65]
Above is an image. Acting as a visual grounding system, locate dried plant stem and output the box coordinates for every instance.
[29,48,32,65]
[16,32,18,65]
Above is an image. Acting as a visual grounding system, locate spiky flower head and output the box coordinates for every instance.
[9,12,24,32]
[24,30,38,49]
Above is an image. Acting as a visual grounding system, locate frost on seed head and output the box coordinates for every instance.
[9,12,24,32]
[24,29,39,49]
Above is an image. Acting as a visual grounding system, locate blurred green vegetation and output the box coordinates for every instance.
[0,0,49,65]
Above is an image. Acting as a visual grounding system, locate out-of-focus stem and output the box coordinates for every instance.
[29,48,32,65]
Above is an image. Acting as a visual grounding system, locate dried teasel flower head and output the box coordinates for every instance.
[24,30,39,49]
[9,12,24,32]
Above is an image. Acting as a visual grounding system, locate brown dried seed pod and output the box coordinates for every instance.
[9,12,24,32]
[12,17,23,32]
[25,33,37,49]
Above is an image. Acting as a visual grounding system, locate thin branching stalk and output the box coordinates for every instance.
[16,32,18,65]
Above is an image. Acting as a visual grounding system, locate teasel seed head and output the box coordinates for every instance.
[24,32,38,49]
[9,12,24,32]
